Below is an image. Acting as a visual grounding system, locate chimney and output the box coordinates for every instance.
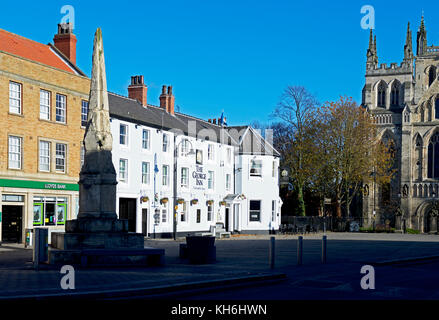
[128,75,148,107]
[208,119,212,123]
[159,85,175,115]
[53,23,77,64]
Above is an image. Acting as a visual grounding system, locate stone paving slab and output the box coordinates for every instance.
[1,233,439,299]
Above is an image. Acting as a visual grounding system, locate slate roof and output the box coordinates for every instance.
[108,92,238,146]
[0,28,84,75]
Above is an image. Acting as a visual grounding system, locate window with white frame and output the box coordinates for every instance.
[142,129,150,149]
[55,94,66,123]
[180,201,187,222]
[207,204,213,221]
[163,133,168,152]
[227,148,232,164]
[161,203,168,223]
[272,200,276,222]
[81,100,89,127]
[250,159,262,177]
[181,139,189,156]
[80,144,85,169]
[208,171,214,189]
[249,200,261,222]
[40,90,50,120]
[119,159,128,182]
[272,161,276,178]
[226,173,231,191]
[119,124,128,145]
[8,136,22,169]
[208,144,214,161]
[39,141,51,172]
[55,143,67,173]
[9,82,22,114]
[181,167,189,187]
[142,162,150,185]
[162,165,169,186]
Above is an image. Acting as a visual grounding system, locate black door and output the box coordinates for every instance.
[119,198,137,232]
[225,208,230,232]
[2,206,23,243]
[142,209,148,236]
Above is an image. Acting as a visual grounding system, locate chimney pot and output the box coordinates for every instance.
[128,75,148,107]
[53,22,77,64]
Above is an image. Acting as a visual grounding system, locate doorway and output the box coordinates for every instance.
[225,207,230,232]
[142,209,148,236]
[119,198,137,232]
[1,205,23,243]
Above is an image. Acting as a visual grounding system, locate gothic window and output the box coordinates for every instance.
[415,135,423,181]
[427,132,439,179]
[381,183,391,205]
[427,102,432,121]
[429,66,437,87]
[391,81,400,106]
[436,98,439,119]
[377,82,387,108]
[420,106,425,122]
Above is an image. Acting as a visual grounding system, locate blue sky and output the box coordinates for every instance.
[1,0,438,126]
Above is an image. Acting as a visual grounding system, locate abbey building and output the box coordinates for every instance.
[362,16,439,232]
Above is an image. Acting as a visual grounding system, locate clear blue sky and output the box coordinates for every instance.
[1,0,438,126]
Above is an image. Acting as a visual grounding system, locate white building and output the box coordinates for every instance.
[106,76,282,237]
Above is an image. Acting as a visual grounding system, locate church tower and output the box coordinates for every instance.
[403,22,414,64]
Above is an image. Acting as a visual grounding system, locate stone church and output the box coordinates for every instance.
[362,16,439,233]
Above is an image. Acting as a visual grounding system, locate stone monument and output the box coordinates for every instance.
[49,29,164,266]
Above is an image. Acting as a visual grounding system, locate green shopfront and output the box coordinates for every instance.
[0,179,79,244]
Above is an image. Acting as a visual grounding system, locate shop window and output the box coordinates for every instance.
[33,197,67,226]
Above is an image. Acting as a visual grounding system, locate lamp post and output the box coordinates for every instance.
[173,138,195,240]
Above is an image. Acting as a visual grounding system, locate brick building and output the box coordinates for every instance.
[0,23,89,243]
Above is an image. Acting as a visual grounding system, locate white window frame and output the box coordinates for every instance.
[250,159,262,177]
[249,200,261,222]
[180,201,188,222]
[142,162,150,185]
[207,204,213,222]
[208,144,214,161]
[181,167,189,188]
[55,93,66,123]
[119,159,128,183]
[161,203,168,223]
[40,90,51,120]
[181,139,189,156]
[142,129,150,150]
[163,133,168,152]
[8,136,22,170]
[39,140,51,172]
[55,143,67,173]
[227,148,232,164]
[208,171,214,190]
[9,82,22,114]
[226,173,231,191]
[162,165,169,186]
[119,124,128,145]
[81,100,89,127]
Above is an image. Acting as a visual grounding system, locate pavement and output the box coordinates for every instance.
[1,232,439,300]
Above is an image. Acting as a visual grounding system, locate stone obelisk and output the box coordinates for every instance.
[49,29,161,265]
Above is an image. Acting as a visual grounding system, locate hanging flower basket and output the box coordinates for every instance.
[240,194,246,200]
[177,198,185,204]
[191,199,199,205]
[206,200,214,206]
[219,201,226,206]
[160,197,169,204]
[141,196,149,203]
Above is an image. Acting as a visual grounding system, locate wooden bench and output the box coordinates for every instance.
[80,247,165,267]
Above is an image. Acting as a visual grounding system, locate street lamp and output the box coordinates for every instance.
[173,138,195,240]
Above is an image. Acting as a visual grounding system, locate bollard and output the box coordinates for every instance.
[322,235,327,264]
[297,236,303,265]
[323,222,326,234]
[269,236,275,269]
